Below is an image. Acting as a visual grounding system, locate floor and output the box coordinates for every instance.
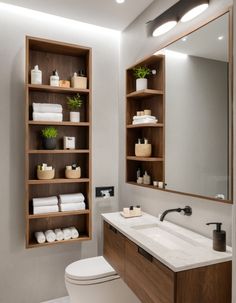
[42,296,70,303]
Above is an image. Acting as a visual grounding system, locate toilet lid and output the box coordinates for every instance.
[65,256,117,281]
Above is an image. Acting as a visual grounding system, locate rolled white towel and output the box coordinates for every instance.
[35,231,46,244]
[54,228,64,241]
[59,193,85,204]
[62,228,72,240]
[69,227,79,239]
[33,103,62,113]
[45,230,56,243]
[59,202,86,212]
[33,112,63,122]
[33,196,58,207]
[33,205,59,214]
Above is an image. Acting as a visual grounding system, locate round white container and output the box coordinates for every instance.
[70,112,80,122]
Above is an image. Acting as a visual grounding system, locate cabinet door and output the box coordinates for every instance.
[103,221,125,277]
[125,239,175,303]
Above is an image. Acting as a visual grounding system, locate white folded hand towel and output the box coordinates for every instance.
[35,231,46,244]
[133,118,158,125]
[33,205,59,214]
[54,229,64,241]
[59,193,85,204]
[45,230,56,243]
[60,202,86,212]
[33,103,63,113]
[69,227,79,239]
[133,115,157,120]
[33,112,63,122]
[33,196,58,207]
[62,228,72,240]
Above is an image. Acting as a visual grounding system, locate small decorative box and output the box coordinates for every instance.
[59,80,70,88]
[64,136,76,149]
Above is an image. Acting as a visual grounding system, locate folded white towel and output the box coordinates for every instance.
[33,205,59,214]
[59,193,85,204]
[33,196,58,207]
[133,118,158,125]
[54,229,64,241]
[60,202,86,212]
[35,231,46,244]
[133,115,157,120]
[69,227,79,239]
[62,228,72,240]
[33,112,63,122]
[33,103,63,113]
[45,230,56,243]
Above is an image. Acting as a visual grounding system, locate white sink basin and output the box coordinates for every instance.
[131,223,201,250]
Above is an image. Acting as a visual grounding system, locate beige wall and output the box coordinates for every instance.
[0,5,120,303]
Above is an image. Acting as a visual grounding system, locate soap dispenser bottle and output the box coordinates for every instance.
[31,65,42,84]
[206,222,226,252]
[50,70,59,86]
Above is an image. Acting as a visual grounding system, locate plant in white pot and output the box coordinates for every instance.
[67,93,83,122]
[133,66,151,91]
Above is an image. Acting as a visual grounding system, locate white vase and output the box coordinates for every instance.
[70,112,80,122]
[136,78,147,91]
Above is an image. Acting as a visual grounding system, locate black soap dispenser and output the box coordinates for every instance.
[206,222,226,252]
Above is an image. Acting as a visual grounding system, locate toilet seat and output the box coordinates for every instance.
[65,256,120,285]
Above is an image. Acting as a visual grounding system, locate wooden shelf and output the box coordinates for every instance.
[127,156,164,162]
[127,123,164,128]
[127,89,163,98]
[28,121,90,126]
[27,84,90,94]
[28,235,91,248]
[28,149,90,154]
[127,181,163,190]
[28,209,90,219]
[28,178,90,185]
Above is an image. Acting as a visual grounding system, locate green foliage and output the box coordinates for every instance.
[67,93,83,111]
[133,66,151,79]
[41,127,58,138]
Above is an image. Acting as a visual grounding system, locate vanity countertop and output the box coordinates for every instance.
[102,212,232,272]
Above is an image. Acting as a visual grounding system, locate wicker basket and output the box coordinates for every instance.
[37,169,55,180]
[65,167,81,179]
[135,144,152,157]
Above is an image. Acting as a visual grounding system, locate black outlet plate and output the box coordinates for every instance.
[95,186,114,198]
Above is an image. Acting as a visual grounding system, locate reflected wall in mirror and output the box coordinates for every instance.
[161,13,232,201]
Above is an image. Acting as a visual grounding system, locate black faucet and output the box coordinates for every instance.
[160,206,192,222]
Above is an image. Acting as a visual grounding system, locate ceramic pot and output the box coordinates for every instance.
[42,138,57,150]
[70,111,80,122]
[136,78,147,91]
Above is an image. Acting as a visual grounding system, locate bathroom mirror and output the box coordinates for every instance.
[160,12,232,202]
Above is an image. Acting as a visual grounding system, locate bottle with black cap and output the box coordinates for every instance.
[206,222,226,252]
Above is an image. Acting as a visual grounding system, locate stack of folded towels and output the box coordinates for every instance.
[33,102,63,122]
[132,115,158,125]
[59,193,86,211]
[33,196,59,214]
[35,226,79,244]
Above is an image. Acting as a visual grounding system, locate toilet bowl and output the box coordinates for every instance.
[65,256,140,303]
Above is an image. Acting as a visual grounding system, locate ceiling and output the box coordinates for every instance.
[1,0,154,30]
[166,13,228,62]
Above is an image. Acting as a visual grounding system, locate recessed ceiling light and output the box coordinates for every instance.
[116,0,125,3]
[218,36,224,40]
[180,3,209,22]
[152,21,177,37]
[182,36,188,42]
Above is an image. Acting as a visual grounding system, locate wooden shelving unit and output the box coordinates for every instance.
[25,36,92,248]
[126,55,165,185]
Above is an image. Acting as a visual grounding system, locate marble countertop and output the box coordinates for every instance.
[102,212,232,272]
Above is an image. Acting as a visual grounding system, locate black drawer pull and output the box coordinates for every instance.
[109,225,117,234]
[138,247,153,262]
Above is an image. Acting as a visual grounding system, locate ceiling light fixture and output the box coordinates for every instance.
[147,0,209,37]
[116,0,125,3]
[182,36,188,42]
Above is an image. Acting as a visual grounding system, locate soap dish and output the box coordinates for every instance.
[120,212,142,218]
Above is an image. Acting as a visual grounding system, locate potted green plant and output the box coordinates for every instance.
[67,93,83,122]
[41,127,58,150]
[133,66,151,91]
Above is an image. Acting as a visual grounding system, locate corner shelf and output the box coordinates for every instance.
[127,156,163,162]
[126,123,164,128]
[25,36,92,248]
[127,89,163,98]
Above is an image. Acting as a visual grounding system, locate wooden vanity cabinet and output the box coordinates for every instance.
[103,222,232,303]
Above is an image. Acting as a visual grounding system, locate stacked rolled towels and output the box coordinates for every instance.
[34,226,79,244]
[59,193,86,211]
[33,196,59,214]
[32,102,63,122]
[132,115,158,125]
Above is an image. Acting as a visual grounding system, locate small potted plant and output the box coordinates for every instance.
[133,66,151,91]
[41,127,58,150]
[67,93,83,122]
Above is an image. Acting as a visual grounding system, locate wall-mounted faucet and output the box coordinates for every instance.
[159,206,192,222]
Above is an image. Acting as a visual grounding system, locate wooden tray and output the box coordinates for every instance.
[120,211,142,218]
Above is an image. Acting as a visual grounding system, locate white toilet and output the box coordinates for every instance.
[65,256,140,303]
